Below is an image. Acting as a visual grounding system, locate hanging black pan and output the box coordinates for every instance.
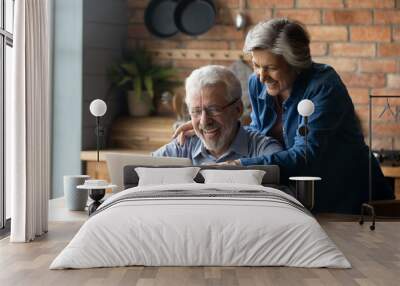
[174,0,216,36]
[144,0,179,38]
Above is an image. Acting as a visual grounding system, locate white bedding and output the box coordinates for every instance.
[50,183,351,269]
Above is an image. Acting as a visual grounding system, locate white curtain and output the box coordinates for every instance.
[9,0,51,242]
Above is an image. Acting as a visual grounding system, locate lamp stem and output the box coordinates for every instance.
[305,116,308,167]
[96,116,100,165]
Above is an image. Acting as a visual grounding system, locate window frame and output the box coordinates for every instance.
[1,0,14,232]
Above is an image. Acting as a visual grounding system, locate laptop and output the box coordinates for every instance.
[104,152,191,192]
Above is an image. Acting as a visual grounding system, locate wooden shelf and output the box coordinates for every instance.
[381,166,400,199]
[80,149,151,162]
[381,166,400,178]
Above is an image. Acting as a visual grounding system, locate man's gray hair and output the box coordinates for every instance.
[185,65,242,107]
[243,18,312,70]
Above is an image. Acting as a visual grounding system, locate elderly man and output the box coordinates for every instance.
[153,65,282,164]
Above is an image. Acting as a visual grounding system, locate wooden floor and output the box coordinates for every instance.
[0,219,399,286]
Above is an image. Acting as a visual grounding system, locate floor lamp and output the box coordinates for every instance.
[89,99,107,166]
[289,99,321,211]
[87,99,107,214]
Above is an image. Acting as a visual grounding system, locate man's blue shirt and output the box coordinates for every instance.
[241,62,393,213]
[153,124,282,165]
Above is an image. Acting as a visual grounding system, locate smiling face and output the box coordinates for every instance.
[188,83,242,157]
[251,49,298,99]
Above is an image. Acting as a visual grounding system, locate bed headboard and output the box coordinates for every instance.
[123,165,280,189]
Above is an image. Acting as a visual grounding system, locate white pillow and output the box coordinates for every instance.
[200,169,266,185]
[135,167,201,186]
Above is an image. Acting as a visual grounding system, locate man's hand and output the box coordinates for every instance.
[217,159,242,166]
[172,121,195,146]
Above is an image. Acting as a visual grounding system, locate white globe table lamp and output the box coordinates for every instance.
[297,99,315,117]
[297,99,315,166]
[90,99,107,117]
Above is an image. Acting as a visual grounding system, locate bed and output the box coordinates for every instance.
[50,165,350,269]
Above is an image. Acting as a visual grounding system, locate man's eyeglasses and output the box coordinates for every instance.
[189,99,240,118]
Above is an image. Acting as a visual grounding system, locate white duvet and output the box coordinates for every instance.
[50,183,351,269]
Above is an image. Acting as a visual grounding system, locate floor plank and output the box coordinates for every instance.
[0,220,399,286]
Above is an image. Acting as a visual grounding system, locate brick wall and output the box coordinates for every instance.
[127,0,400,150]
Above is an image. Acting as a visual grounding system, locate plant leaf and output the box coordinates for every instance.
[121,63,138,76]
[118,76,132,87]
[151,68,177,80]
[134,77,142,99]
[144,76,154,99]
[108,48,182,97]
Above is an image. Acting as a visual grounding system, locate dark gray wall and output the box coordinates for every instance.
[82,0,128,150]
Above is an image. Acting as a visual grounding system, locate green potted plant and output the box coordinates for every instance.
[108,48,179,117]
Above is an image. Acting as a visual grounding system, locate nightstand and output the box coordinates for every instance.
[289,176,321,210]
[78,182,117,215]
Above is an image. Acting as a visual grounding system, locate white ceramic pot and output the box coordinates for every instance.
[127,90,152,117]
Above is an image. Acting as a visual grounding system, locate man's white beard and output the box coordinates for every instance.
[199,122,236,156]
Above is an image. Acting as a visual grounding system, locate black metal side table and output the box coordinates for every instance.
[289,176,321,210]
[77,181,117,215]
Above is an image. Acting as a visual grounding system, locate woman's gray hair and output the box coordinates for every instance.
[185,65,242,107]
[243,18,312,70]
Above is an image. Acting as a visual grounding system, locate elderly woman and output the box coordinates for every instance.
[238,18,394,213]
[176,18,393,213]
